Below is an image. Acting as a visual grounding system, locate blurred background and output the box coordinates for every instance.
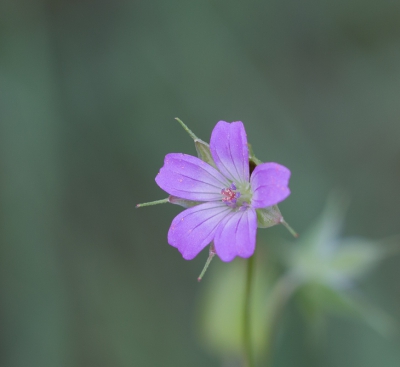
[1,0,400,366]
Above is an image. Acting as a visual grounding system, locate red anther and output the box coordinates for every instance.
[221,188,237,203]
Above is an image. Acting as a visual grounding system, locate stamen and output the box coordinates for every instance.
[221,188,237,204]
[230,183,237,190]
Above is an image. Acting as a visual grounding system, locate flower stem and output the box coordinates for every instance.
[136,198,169,208]
[197,244,216,282]
[243,255,255,367]
[280,218,299,238]
[175,117,199,140]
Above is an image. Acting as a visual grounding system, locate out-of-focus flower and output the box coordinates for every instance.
[280,194,396,337]
[155,121,291,261]
[198,194,397,364]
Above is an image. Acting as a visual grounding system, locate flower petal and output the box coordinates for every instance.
[168,202,232,260]
[250,163,291,209]
[155,153,230,201]
[210,121,249,185]
[214,207,257,262]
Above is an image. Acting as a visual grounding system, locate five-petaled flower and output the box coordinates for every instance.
[155,121,291,262]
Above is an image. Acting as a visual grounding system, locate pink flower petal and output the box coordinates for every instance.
[155,153,230,201]
[210,121,249,185]
[168,202,232,260]
[250,163,291,209]
[214,207,257,262]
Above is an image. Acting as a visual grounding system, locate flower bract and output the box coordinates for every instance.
[155,121,291,262]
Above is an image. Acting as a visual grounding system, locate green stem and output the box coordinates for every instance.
[175,117,199,140]
[280,218,299,238]
[243,255,255,367]
[197,244,216,282]
[136,198,169,208]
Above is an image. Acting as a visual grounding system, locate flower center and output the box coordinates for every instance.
[221,183,252,209]
[221,188,237,204]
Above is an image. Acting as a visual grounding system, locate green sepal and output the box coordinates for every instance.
[248,143,262,175]
[194,139,217,168]
[248,143,263,166]
[256,205,282,228]
[175,117,217,168]
[168,195,201,208]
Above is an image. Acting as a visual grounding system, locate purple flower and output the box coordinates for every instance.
[155,121,291,262]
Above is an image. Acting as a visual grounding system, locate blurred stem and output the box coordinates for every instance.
[264,273,299,367]
[243,255,255,367]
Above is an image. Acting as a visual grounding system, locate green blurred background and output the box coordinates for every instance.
[1,0,400,366]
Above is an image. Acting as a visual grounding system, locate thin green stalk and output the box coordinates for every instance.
[280,218,299,238]
[197,245,216,282]
[136,198,169,208]
[175,117,199,140]
[243,255,255,367]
